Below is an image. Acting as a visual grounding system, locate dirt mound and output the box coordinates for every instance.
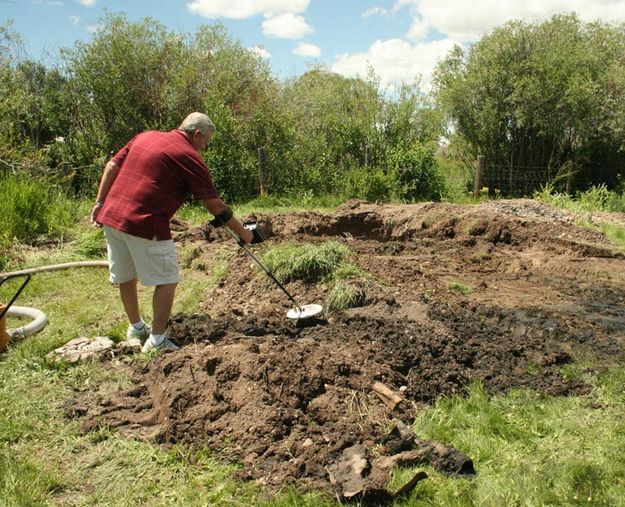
[79,200,625,498]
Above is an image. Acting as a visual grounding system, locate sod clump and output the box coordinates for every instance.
[261,240,352,284]
[261,241,372,312]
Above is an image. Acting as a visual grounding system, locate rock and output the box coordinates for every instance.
[116,338,142,354]
[46,336,115,364]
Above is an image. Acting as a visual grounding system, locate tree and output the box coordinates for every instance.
[434,14,625,193]
[282,67,381,193]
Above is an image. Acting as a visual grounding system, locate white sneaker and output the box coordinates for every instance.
[127,323,151,341]
[141,333,179,353]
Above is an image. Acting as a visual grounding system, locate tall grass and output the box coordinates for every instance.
[261,241,352,284]
[534,182,625,213]
[0,174,77,268]
[534,183,625,251]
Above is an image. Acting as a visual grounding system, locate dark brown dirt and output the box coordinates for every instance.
[78,199,625,500]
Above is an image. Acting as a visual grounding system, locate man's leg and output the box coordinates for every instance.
[152,283,177,335]
[119,278,141,324]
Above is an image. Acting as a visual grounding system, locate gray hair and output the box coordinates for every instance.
[179,112,216,136]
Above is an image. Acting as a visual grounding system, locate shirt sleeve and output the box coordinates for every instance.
[111,136,137,167]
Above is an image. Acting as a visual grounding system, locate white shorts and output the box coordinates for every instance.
[103,226,180,286]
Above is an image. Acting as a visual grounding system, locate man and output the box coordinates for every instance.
[91,112,257,352]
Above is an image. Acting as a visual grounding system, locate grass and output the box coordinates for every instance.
[3,194,625,505]
[261,241,352,284]
[403,380,625,506]
[448,280,473,296]
[178,193,342,226]
[326,280,365,312]
[535,182,625,214]
[0,174,79,270]
[258,241,375,312]
[534,183,625,253]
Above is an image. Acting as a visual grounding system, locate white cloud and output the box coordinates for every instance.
[362,7,389,18]
[334,0,625,90]
[249,45,272,59]
[394,0,625,42]
[86,24,100,33]
[77,0,96,6]
[406,15,429,41]
[331,38,456,92]
[292,42,321,57]
[69,15,80,26]
[262,13,313,39]
[187,0,309,20]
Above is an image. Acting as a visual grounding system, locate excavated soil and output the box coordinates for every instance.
[77,199,625,500]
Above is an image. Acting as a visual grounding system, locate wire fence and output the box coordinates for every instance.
[476,158,623,197]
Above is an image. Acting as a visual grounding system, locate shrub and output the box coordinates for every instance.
[342,167,391,202]
[387,143,445,201]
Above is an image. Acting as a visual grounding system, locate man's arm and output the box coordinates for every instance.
[202,197,253,244]
[91,160,120,225]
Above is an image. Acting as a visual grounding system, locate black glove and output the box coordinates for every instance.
[245,224,265,244]
[209,217,224,228]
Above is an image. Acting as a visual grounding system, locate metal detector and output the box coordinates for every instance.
[222,225,323,320]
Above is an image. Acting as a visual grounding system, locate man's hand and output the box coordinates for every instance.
[90,203,103,227]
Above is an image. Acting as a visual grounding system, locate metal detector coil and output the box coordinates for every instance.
[286,304,323,320]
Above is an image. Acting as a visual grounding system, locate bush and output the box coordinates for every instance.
[342,167,390,202]
[388,143,445,201]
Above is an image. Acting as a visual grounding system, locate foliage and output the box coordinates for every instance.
[280,68,380,194]
[387,142,445,201]
[341,166,390,202]
[1,16,453,202]
[434,14,625,195]
[0,173,76,254]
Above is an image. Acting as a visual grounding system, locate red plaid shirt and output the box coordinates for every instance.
[98,130,218,240]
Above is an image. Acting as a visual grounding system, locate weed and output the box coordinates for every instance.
[448,280,472,295]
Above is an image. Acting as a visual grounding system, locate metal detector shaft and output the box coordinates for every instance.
[223,226,303,312]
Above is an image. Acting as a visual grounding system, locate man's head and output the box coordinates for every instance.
[179,112,216,151]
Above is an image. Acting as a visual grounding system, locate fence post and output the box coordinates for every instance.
[364,144,370,168]
[258,147,268,196]
[565,161,574,195]
[474,155,484,198]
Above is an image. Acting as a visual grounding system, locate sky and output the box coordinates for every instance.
[3,0,625,91]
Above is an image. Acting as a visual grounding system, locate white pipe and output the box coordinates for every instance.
[1,260,107,341]
[0,260,108,277]
[6,305,48,339]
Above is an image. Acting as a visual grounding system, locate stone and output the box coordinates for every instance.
[46,336,115,364]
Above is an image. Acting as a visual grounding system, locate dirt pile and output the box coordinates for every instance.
[78,200,625,499]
